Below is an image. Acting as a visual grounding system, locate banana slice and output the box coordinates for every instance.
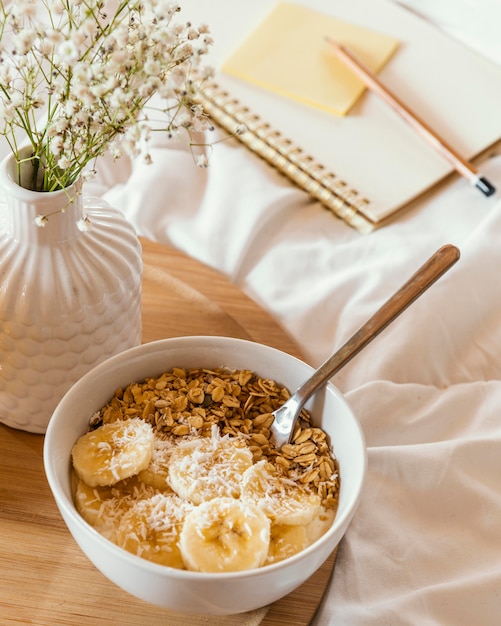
[265,523,309,565]
[241,460,321,526]
[305,507,336,544]
[116,493,193,568]
[75,475,157,542]
[167,428,253,505]
[179,497,271,572]
[138,435,176,492]
[72,418,154,487]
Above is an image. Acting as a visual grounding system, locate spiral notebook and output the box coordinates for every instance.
[188,0,501,233]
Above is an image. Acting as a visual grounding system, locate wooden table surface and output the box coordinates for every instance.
[0,237,337,625]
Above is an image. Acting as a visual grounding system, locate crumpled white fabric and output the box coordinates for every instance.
[88,2,501,624]
[323,380,501,625]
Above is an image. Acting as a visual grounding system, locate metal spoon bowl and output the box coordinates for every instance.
[270,244,460,447]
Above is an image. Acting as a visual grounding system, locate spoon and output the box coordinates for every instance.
[269,244,460,448]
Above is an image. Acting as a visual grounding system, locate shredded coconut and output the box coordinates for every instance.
[72,367,340,571]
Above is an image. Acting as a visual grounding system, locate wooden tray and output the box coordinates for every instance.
[0,238,337,625]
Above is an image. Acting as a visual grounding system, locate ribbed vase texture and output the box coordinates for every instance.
[0,154,142,433]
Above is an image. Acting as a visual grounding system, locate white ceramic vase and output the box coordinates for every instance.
[0,151,142,433]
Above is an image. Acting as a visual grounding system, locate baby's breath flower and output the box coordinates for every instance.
[191,115,212,133]
[196,154,209,168]
[176,42,194,59]
[57,155,72,169]
[144,60,162,76]
[73,84,96,106]
[12,29,37,55]
[174,110,192,128]
[82,169,97,182]
[9,92,24,108]
[0,64,13,84]
[0,0,214,194]
[56,40,79,65]
[50,1,66,17]
[45,29,64,45]
[200,65,215,80]
[34,215,48,228]
[15,0,37,19]
[110,146,122,159]
[39,39,55,56]
[76,217,92,232]
[0,102,15,124]
[49,136,64,156]
[137,81,155,99]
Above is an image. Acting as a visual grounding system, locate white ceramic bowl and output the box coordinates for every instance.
[44,336,367,615]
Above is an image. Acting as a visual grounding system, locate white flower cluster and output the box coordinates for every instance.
[0,0,214,192]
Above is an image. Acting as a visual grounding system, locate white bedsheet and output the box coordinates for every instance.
[91,1,501,623]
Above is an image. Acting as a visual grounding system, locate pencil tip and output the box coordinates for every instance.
[475,176,496,197]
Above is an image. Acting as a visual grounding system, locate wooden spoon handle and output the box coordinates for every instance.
[297,244,460,398]
[271,244,460,447]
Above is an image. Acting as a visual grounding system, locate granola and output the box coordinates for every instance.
[89,367,340,509]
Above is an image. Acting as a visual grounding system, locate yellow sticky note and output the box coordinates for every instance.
[221,2,400,116]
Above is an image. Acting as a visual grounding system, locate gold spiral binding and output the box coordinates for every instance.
[195,81,375,233]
